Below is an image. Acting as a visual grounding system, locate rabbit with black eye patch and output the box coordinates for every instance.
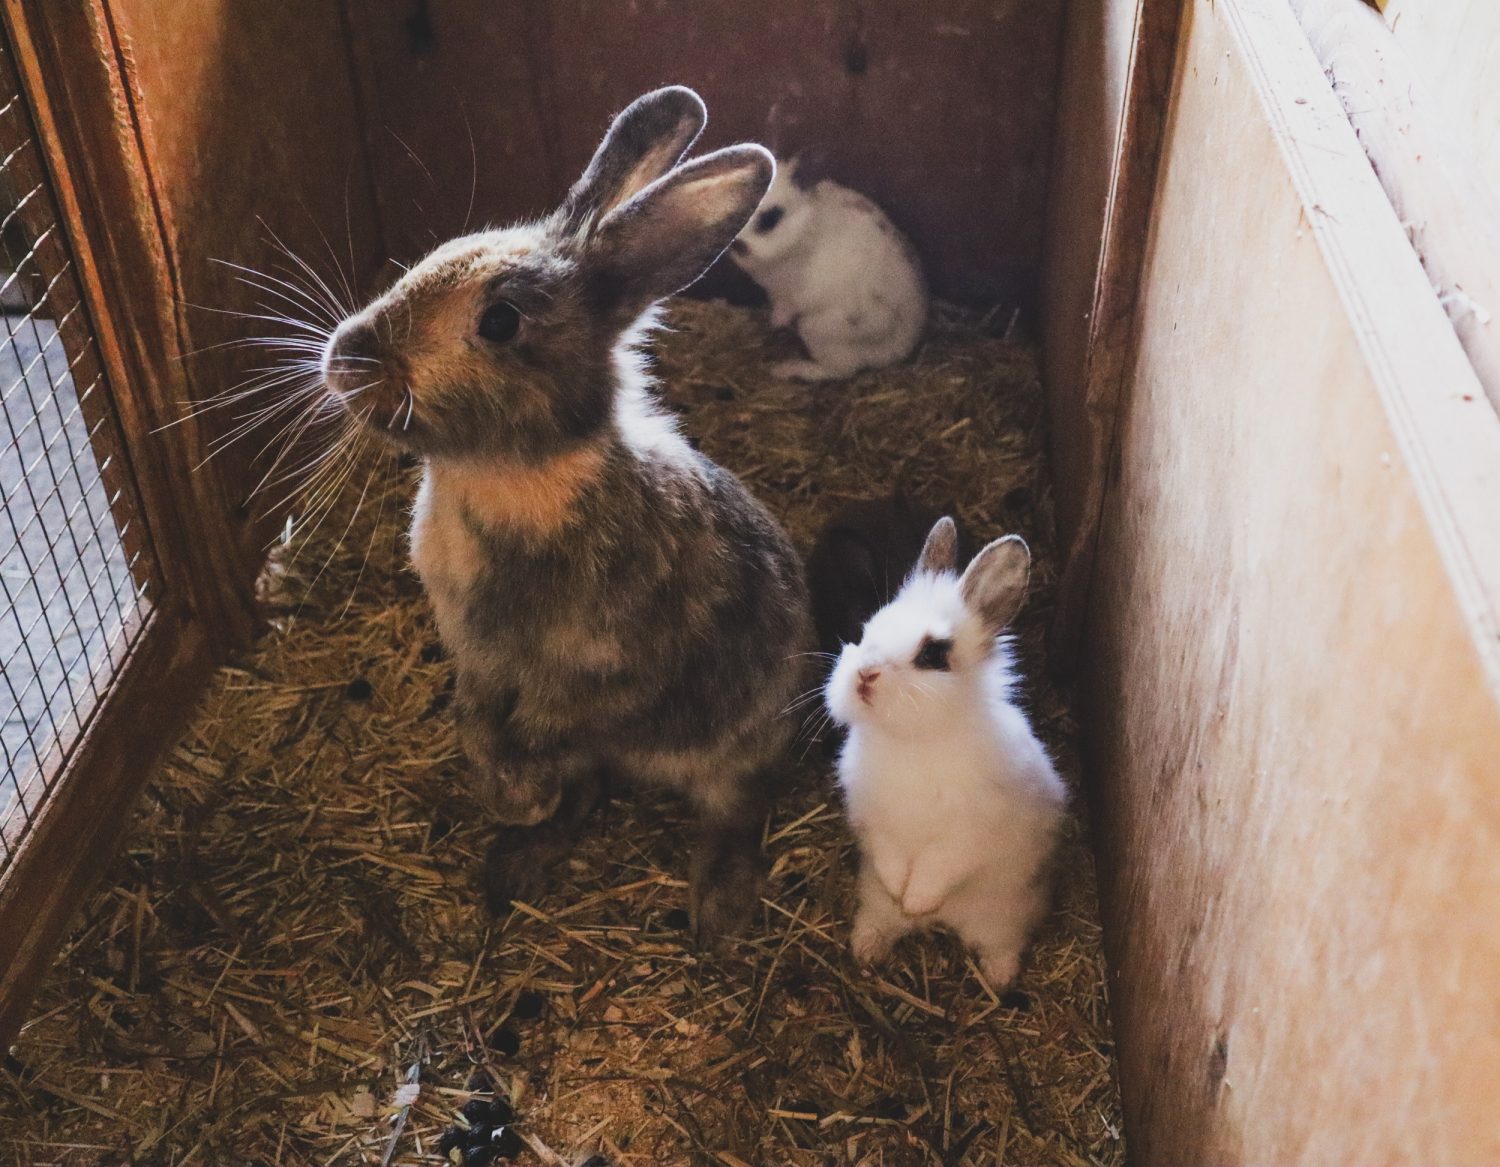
[729,158,928,381]
[318,87,811,944]
[825,517,1066,988]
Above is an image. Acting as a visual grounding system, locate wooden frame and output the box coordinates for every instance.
[1290,0,1500,414]
[0,0,257,1047]
[1043,0,1184,672]
[1083,0,1500,1158]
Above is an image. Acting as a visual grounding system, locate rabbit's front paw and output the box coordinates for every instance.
[978,948,1022,991]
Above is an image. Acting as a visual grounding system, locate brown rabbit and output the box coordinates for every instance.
[319,87,811,942]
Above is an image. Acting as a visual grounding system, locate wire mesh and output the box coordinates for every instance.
[0,29,159,868]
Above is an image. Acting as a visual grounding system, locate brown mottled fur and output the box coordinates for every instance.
[321,88,810,942]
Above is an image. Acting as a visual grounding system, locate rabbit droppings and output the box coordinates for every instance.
[825,518,1066,988]
[729,158,928,382]
[320,87,811,944]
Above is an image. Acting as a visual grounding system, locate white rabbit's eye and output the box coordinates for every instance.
[754,206,784,234]
[913,638,953,671]
[478,300,521,344]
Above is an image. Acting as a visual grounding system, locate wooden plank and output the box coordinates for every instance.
[1291,0,1500,414]
[103,0,386,551]
[0,607,218,1047]
[1084,0,1500,1161]
[1383,0,1500,205]
[1040,0,1183,673]
[0,0,254,1047]
[3,0,257,644]
[341,0,1065,307]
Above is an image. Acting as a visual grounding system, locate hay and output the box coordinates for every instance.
[0,300,1123,1166]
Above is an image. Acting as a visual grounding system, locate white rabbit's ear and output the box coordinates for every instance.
[959,535,1030,634]
[586,146,774,312]
[559,86,706,233]
[915,516,959,576]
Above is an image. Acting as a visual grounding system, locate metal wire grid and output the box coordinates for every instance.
[0,30,160,867]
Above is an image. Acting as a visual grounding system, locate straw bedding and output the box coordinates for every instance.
[0,299,1123,1166]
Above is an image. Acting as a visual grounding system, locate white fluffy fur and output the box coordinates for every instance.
[730,160,928,382]
[824,552,1067,988]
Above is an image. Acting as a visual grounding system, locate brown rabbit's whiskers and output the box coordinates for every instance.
[172,218,402,614]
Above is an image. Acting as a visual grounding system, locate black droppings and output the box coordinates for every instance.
[1000,989,1032,1011]
[491,1126,524,1157]
[511,990,545,1020]
[344,677,374,701]
[462,1097,512,1127]
[663,907,691,931]
[461,1145,497,1167]
[486,1025,521,1056]
[467,1070,491,1094]
[437,1126,467,1155]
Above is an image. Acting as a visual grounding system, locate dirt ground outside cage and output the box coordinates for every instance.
[0,300,1123,1167]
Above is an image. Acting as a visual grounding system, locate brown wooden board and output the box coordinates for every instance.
[342,0,1064,308]
[1291,0,1500,417]
[1041,0,1183,673]
[0,0,262,1047]
[105,0,386,556]
[1083,0,1500,1160]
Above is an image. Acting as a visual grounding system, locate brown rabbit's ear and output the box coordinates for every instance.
[586,145,774,312]
[559,86,707,232]
[915,516,959,576]
[960,535,1031,634]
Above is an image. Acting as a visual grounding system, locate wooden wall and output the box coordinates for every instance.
[106,0,385,562]
[1039,0,1181,668]
[1040,0,1136,551]
[341,0,1064,308]
[1083,0,1500,1160]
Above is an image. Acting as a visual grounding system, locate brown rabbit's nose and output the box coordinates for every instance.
[857,668,880,703]
[323,320,383,395]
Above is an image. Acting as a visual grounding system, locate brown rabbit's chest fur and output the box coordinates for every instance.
[409,417,810,794]
[409,446,607,609]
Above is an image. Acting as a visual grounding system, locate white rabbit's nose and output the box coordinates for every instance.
[856,668,880,703]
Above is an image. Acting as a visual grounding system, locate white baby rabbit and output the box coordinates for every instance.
[729,158,928,382]
[825,517,1066,989]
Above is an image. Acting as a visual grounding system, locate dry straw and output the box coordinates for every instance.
[1,300,1123,1166]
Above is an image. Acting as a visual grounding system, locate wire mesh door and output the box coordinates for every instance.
[0,28,159,871]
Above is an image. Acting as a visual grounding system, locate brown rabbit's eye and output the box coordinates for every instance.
[913,637,953,671]
[478,300,521,344]
[754,206,784,234]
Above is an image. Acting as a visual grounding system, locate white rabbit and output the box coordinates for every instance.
[824,517,1066,989]
[728,158,928,382]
